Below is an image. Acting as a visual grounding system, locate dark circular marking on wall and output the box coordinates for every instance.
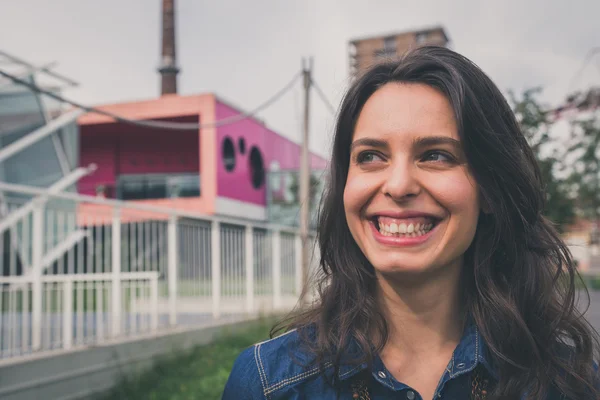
[222,137,236,172]
[249,146,265,189]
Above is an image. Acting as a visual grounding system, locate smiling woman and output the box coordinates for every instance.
[344,83,479,282]
[223,46,600,400]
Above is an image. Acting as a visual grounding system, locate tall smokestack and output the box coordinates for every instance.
[159,0,179,95]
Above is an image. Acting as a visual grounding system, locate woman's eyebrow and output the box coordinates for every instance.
[413,136,461,150]
[349,137,388,152]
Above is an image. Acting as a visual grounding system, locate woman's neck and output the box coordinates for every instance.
[376,262,465,355]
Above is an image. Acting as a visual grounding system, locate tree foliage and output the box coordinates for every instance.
[566,117,600,220]
[509,88,576,231]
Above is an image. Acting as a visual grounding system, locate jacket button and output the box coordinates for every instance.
[406,390,416,400]
[377,371,386,379]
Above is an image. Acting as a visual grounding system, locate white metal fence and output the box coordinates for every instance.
[0,182,314,362]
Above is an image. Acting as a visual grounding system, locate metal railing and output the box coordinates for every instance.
[0,181,313,362]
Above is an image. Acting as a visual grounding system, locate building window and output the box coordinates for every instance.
[238,137,246,154]
[120,178,166,200]
[415,31,428,44]
[269,161,281,191]
[375,36,397,59]
[117,174,200,200]
[383,36,396,51]
[249,147,265,189]
[222,137,236,172]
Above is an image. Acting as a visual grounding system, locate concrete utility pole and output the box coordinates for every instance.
[299,57,313,305]
[159,0,180,95]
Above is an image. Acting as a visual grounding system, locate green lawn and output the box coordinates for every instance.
[102,318,276,400]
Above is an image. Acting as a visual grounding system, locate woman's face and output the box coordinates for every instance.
[343,82,481,277]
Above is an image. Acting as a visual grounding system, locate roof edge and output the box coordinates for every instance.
[349,25,449,45]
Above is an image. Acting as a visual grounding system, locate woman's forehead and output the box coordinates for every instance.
[353,83,459,143]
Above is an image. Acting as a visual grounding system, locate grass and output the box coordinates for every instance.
[102,317,276,400]
[577,275,600,291]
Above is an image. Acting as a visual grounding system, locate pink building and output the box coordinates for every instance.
[78,93,327,221]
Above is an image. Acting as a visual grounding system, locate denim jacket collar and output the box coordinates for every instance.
[336,320,497,382]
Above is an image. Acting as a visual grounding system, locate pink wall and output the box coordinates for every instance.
[77,93,217,215]
[215,99,328,206]
[79,115,199,196]
[76,93,328,215]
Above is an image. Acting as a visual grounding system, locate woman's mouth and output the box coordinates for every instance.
[369,215,440,245]
[375,216,438,236]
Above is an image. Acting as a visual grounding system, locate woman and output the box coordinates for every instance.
[223,46,599,399]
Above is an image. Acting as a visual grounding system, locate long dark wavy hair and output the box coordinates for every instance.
[274,46,600,399]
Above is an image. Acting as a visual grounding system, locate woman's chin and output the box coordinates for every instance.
[372,261,432,276]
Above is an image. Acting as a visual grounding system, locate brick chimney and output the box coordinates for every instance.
[158,0,179,95]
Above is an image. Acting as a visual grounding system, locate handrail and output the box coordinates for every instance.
[0,109,84,163]
[0,181,303,234]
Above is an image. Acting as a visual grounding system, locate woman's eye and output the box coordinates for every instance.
[356,151,384,164]
[422,151,454,163]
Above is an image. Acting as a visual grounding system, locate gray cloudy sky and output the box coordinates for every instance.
[1,0,599,158]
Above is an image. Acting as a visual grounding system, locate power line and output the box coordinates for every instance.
[310,78,336,115]
[0,68,302,130]
[0,50,79,88]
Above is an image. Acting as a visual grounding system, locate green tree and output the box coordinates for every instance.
[566,117,600,221]
[509,88,576,231]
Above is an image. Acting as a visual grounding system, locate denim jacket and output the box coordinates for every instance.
[223,323,568,399]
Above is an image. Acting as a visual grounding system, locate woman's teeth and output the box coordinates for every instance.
[378,222,434,237]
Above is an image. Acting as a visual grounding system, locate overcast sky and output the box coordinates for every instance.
[1,0,599,158]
